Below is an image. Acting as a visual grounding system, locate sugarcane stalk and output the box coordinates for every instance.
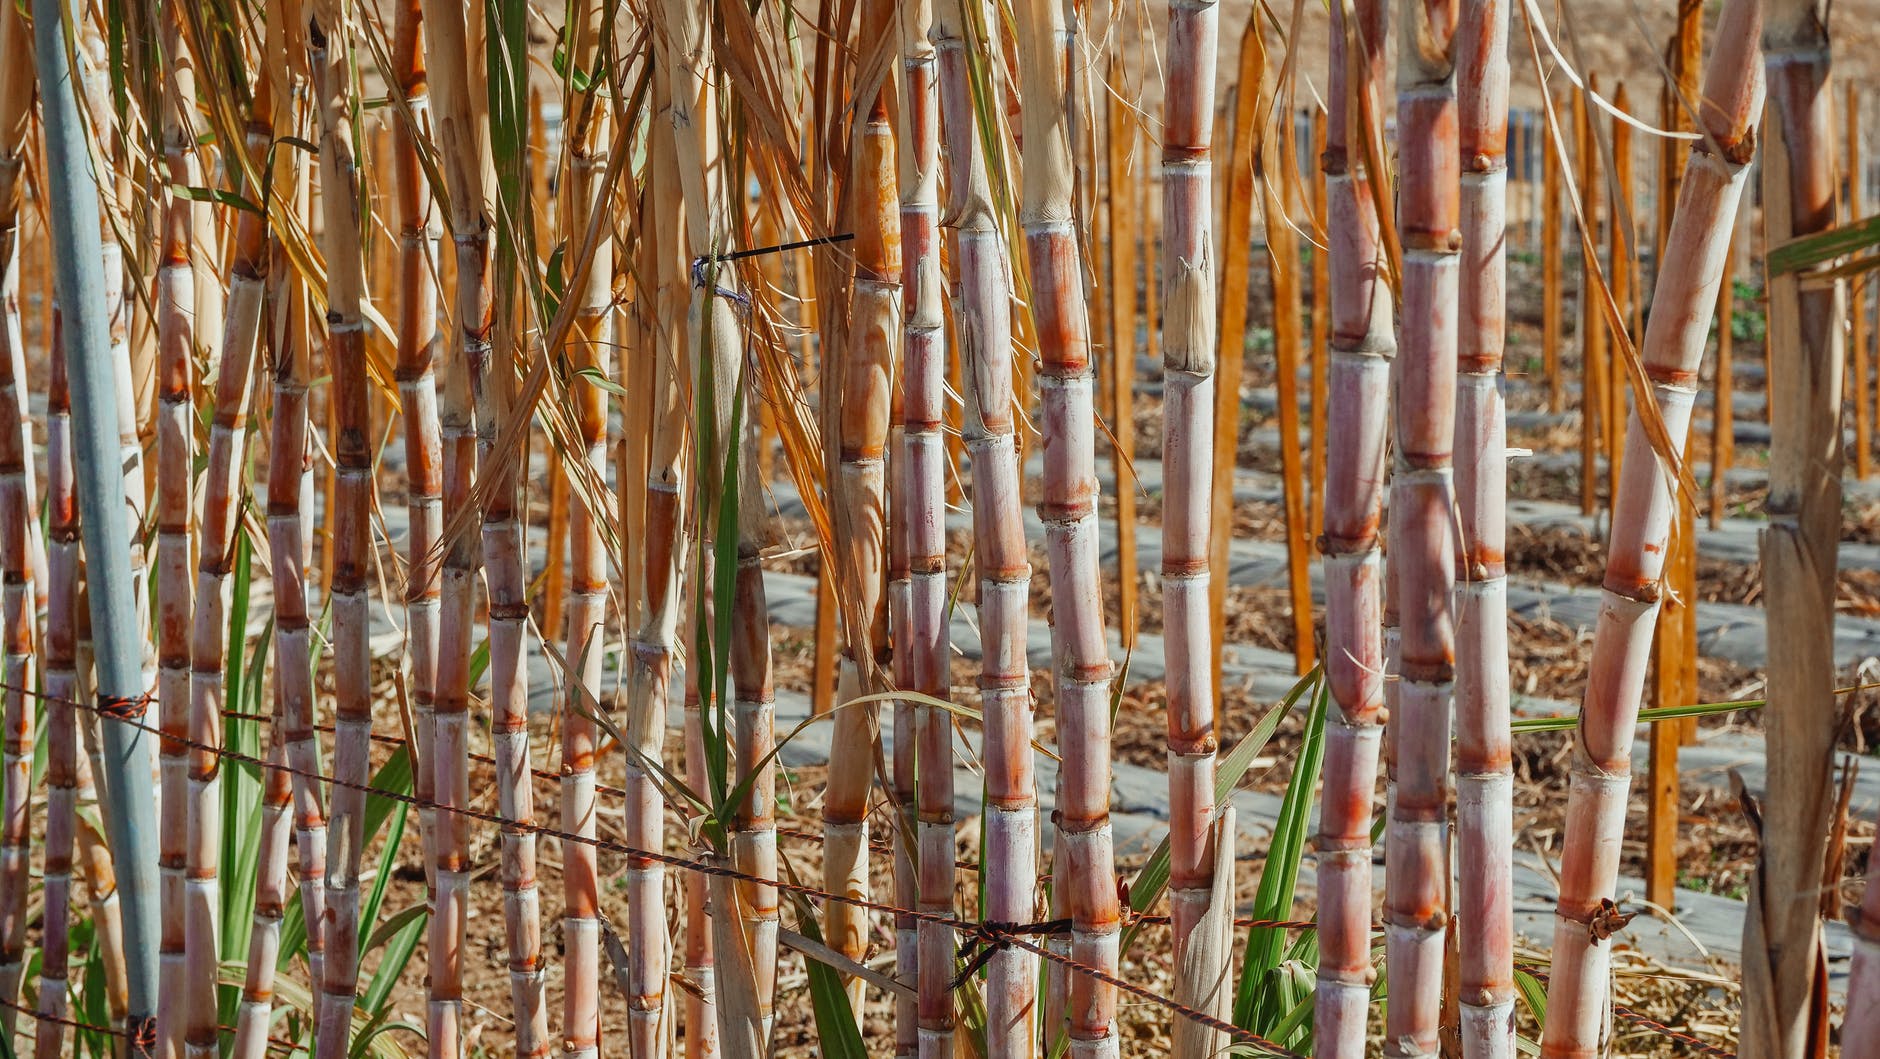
[259,20,325,1033]
[819,5,901,1012]
[307,4,376,1053]
[559,5,610,1057]
[35,0,166,1034]
[1455,0,1513,1054]
[653,2,738,1051]
[1313,0,1394,1050]
[229,679,293,1059]
[416,0,502,1050]
[175,14,266,1059]
[1159,0,1230,1048]
[1538,1,1764,1049]
[34,312,80,1055]
[23,268,57,1058]
[901,0,954,1050]
[153,6,201,1049]
[889,173,919,1059]
[723,400,778,1050]
[1017,0,1118,1052]
[390,0,440,912]
[935,0,1037,1050]
[623,60,687,1059]
[1742,1,1843,1054]
[1385,1,1460,1055]
[0,0,31,1026]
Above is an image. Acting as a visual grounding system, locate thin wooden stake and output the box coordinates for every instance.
[1576,83,1605,518]
[1712,224,1739,528]
[1210,37,1263,699]
[1108,62,1139,651]
[1608,84,1633,490]
[1851,84,1870,479]
[1543,96,1563,414]
[1262,106,1313,675]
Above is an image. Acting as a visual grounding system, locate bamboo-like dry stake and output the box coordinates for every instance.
[1741,1,1843,1054]
[1711,222,1739,528]
[1542,98,1563,414]
[1455,0,1513,1053]
[1576,83,1605,519]
[1262,51,1314,677]
[1538,0,1763,1047]
[1607,84,1633,489]
[1210,25,1261,700]
[1851,85,1870,481]
[902,1,956,1049]
[1019,0,1121,1051]
[1313,0,1394,1049]
[1386,0,1460,1051]
[1107,55,1140,651]
[937,1,1038,1050]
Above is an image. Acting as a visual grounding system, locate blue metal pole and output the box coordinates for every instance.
[32,0,161,1041]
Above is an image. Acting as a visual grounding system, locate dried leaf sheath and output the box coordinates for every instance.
[935,0,1037,1050]
[900,0,956,1051]
[1538,2,1764,1050]
[1313,0,1394,1049]
[1454,0,1515,1053]
[1016,0,1120,1052]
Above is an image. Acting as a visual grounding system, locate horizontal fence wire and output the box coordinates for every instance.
[17,681,1740,1057]
[0,994,304,1056]
[11,681,1309,1059]
[1514,963,1736,1058]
